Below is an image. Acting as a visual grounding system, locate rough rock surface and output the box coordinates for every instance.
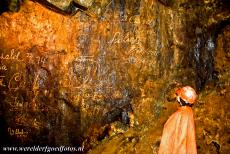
[0,0,229,153]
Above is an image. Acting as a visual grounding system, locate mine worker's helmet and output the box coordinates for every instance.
[176,86,197,104]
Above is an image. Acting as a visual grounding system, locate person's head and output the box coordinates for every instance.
[175,86,197,106]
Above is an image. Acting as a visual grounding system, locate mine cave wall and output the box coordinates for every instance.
[0,0,229,153]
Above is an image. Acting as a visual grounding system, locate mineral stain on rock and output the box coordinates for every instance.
[0,0,229,153]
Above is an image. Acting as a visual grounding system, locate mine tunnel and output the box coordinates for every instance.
[0,0,229,153]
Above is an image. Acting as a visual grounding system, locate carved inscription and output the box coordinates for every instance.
[8,127,29,138]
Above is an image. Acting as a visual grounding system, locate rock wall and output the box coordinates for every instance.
[0,0,229,153]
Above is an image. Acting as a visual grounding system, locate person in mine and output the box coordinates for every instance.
[159,86,198,154]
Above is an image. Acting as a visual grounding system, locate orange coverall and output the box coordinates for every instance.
[158,106,197,154]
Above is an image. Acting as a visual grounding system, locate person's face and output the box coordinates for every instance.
[176,95,180,102]
[176,96,183,106]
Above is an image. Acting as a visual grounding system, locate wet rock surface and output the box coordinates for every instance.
[0,0,229,153]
